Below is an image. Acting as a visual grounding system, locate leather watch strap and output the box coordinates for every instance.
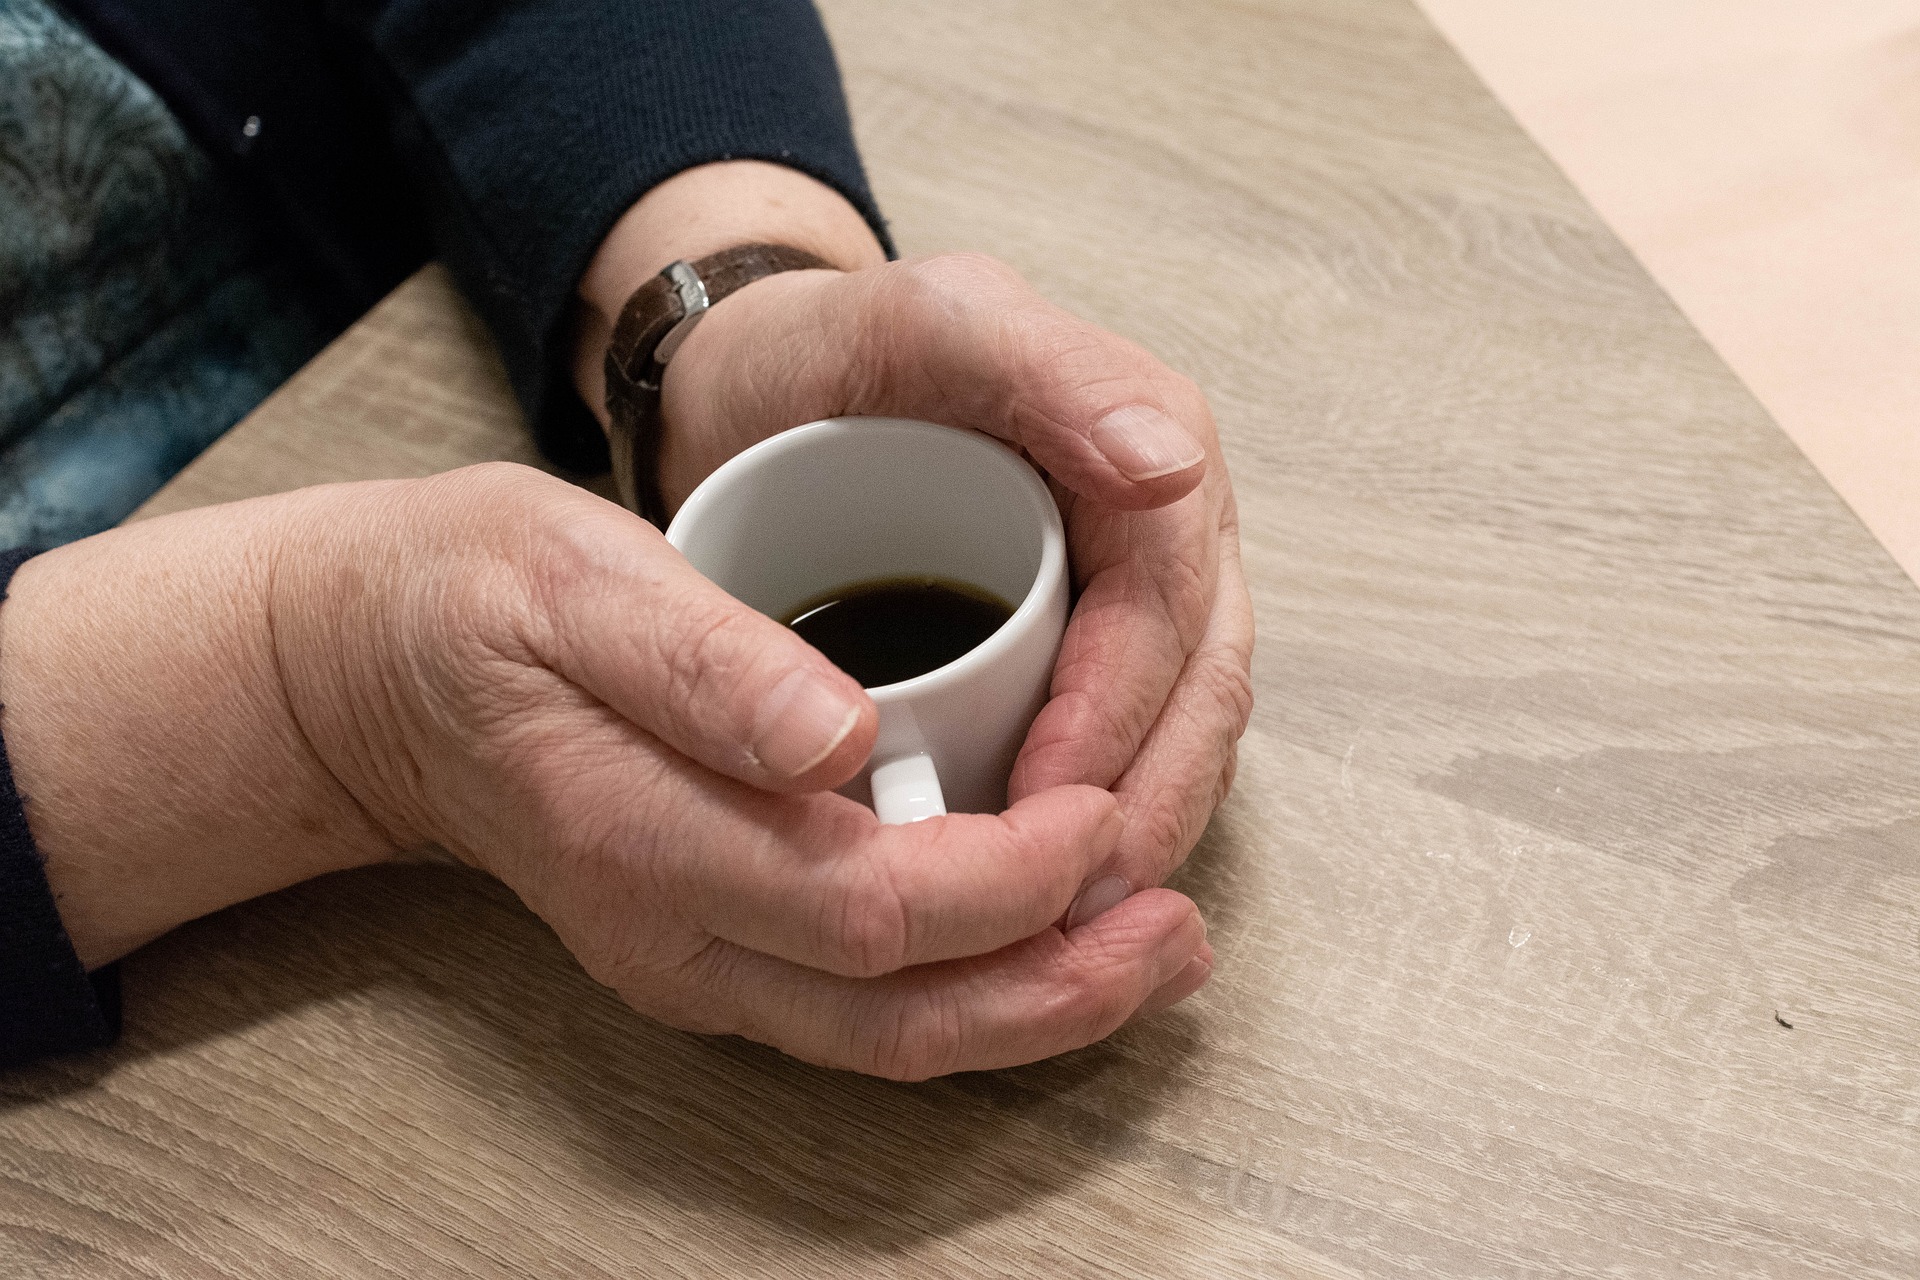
[603,244,833,526]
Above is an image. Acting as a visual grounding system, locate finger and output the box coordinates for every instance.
[1007,481,1220,799]
[666,255,1215,512]
[658,776,1129,977]
[1102,525,1256,888]
[533,498,877,793]
[522,707,1129,977]
[849,254,1212,510]
[667,887,1207,1080]
[1135,941,1216,1020]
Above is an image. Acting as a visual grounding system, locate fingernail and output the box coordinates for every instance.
[1149,920,1209,989]
[1150,943,1201,991]
[752,668,861,778]
[1090,405,1206,482]
[1066,874,1132,931]
[1139,954,1213,1017]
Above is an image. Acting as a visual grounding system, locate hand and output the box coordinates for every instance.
[1,465,1209,1078]
[656,253,1256,905]
[0,165,1227,1079]
[255,468,1214,1078]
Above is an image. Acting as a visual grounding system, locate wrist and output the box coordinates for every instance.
[256,467,597,879]
[571,160,886,430]
[0,495,401,967]
[652,266,848,507]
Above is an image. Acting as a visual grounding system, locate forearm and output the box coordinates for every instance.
[0,492,399,969]
[0,163,885,975]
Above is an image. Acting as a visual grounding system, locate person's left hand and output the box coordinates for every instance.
[656,253,1254,911]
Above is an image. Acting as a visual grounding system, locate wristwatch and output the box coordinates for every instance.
[602,243,833,527]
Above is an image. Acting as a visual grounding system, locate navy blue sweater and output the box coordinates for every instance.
[1,0,886,1068]
[63,0,890,472]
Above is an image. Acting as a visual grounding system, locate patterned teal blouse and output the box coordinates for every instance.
[0,0,329,547]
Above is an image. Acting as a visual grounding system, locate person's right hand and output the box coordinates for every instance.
[253,464,1209,1078]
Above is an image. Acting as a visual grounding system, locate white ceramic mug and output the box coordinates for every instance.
[666,417,1068,823]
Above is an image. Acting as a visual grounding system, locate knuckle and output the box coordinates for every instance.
[1051,956,1135,1046]
[526,485,645,590]
[521,521,606,625]
[879,254,1033,352]
[825,855,912,979]
[434,462,578,548]
[1148,546,1214,648]
[1216,744,1241,805]
[656,601,760,720]
[1057,673,1123,737]
[1016,326,1124,405]
[428,462,629,654]
[643,940,755,1038]
[1040,686,1146,785]
[1136,795,1199,879]
[1204,650,1257,743]
[860,988,964,1082]
[904,250,1027,299]
[438,459,554,503]
[567,906,663,996]
[467,458,549,488]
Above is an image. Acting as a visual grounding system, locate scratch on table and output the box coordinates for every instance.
[1340,744,1354,797]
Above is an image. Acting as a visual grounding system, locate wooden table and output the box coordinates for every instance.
[8,1,1920,1275]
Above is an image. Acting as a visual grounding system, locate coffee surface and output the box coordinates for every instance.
[782,577,1015,688]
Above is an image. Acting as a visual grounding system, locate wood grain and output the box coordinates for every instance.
[8,0,1920,1275]
[127,264,617,515]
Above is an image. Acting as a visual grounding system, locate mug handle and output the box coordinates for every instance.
[870,752,947,824]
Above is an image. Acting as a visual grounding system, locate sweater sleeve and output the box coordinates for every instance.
[335,0,893,471]
[0,550,121,1069]
[61,0,891,474]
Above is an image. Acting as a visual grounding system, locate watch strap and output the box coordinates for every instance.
[603,244,833,526]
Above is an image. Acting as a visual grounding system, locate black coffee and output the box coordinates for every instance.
[782,576,1015,688]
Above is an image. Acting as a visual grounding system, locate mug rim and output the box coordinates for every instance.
[665,416,1067,703]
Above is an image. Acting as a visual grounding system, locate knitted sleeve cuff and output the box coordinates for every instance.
[0,548,120,1069]
[362,0,894,472]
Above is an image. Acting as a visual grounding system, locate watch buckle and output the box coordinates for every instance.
[654,260,712,366]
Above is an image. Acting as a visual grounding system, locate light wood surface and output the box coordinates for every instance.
[1418,0,1920,585]
[9,0,1920,1275]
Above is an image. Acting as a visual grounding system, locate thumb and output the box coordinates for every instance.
[539,505,877,794]
[841,254,1211,511]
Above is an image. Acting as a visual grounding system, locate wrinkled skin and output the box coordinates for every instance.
[659,253,1256,900]
[1,253,1250,1081]
[262,464,1217,1081]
